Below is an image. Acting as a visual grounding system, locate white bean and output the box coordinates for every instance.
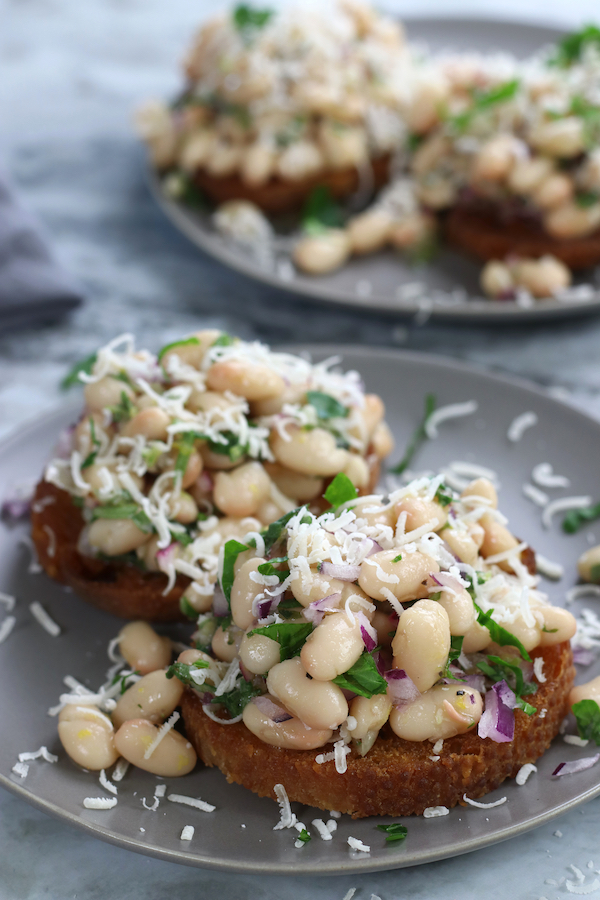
[121,407,170,441]
[212,623,242,662]
[394,496,447,533]
[301,611,364,681]
[481,260,515,299]
[359,550,439,604]
[112,670,184,729]
[87,518,150,556]
[578,545,600,583]
[267,657,348,729]
[58,711,118,771]
[290,570,345,608]
[443,526,480,567]
[479,511,520,571]
[512,256,571,298]
[532,172,573,211]
[545,201,600,240]
[84,376,135,414]
[292,230,351,275]
[508,156,555,196]
[529,117,585,158]
[461,620,491,654]
[230,557,265,630]
[537,606,576,647]
[347,208,394,255]
[205,141,242,178]
[472,135,523,183]
[276,140,324,181]
[406,73,449,134]
[461,478,498,508]
[207,359,284,401]
[319,122,368,170]
[390,684,483,741]
[349,693,393,753]
[371,421,394,459]
[343,454,370,489]
[570,674,600,708]
[264,462,324,501]
[242,698,332,750]
[436,587,477,636]
[271,425,349,476]
[240,142,276,187]
[114,718,196,776]
[118,621,172,674]
[391,598,451,692]
[179,130,215,173]
[239,631,281,675]
[214,462,271,518]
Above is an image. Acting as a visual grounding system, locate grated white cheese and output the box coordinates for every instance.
[532,463,570,489]
[484,541,528,565]
[542,496,592,529]
[273,783,296,830]
[83,797,117,810]
[347,837,370,853]
[523,483,549,507]
[534,657,547,683]
[448,460,497,482]
[565,878,600,895]
[0,591,16,611]
[167,793,216,813]
[0,616,16,644]
[18,746,58,764]
[423,806,449,818]
[112,759,129,782]
[180,825,195,841]
[312,818,333,841]
[564,735,590,747]
[142,783,167,811]
[535,554,564,580]
[516,763,537,785]
[425,401,478,439]
[507,411,538,442]
[29,601,61,637]
[432,739,444,754]
[143,711,180,759]
[99,769,117,795]
[12,762,29,779]
[462,794,507,809]
[342,890,357,900]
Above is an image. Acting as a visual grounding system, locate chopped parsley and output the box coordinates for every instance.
[569,95,600,147]
[220,539,250,603]
[296,828,311,844]
[212,332,235,348]
[301,185,345,235]
[248,622,314,662]
[257,558,290,582]
[449,79,520,132]
[158,336,200,363]
[179,595,199,620]
[81,417,101,469]
[60,352,97,390]
[323,472,358,509]
[392,554,403,563]
[207,430,249,463]
[91,502,153,534]
[332,652,387,699]
[111,669,141,694]
[108,390,136,423]
[473,601,531,662]
[548,25,600,67]
[442,635,465,679]
[576,190,600,208]
[434,484,454,507]
[390,393,436,475]
[573,698,600,744]
[563,501,600,534]
[258,507,303,554]
[232,4,273,36]
[376,823,408,844]
[166,659,210,686]
[173,431,199,475]
[305,391,349,421]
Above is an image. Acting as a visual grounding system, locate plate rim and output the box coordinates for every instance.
[2,343,600,875]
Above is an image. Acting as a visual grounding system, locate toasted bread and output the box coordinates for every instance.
[181,641,574,818]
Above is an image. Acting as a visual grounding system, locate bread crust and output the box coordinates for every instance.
[445,206,600,271]
[194,155,391,215]
[181,641,574,818]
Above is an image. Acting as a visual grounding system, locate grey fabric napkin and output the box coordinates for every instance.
[0,168,82,331]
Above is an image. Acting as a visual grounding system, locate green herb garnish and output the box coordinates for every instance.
[179,595,199,620]
[442,635,465,679]
[323,472,358,509]
[212,332,235,348]
[296,828,311,844]
[473,601,531,662]
[476,655,537,713]
[563,501,600,534]
[158,336,200,363]
[390,393,436,475]
[259,507,303,554]
[257,558,290,582]
[392,554,403,563]
[81,417,101,470]
[449,79,520,132]
[248,622,314,662]
[376,823,408,844]
[434,484,453,507]
[232,4,273,36]
[220,539,250,603]
[60,352,97,390]
[305,391,349,421]
[332,652,387,699]
[573,698,600,743]
[92,503,153,533]
[207,430,249,463]
[301,185,345,235]
[108,390,136,423]
[549,25,600,67]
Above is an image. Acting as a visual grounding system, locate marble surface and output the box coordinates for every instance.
[2,0,600,897]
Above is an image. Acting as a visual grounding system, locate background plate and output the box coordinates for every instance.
[1,346,600,874]
[149,18,600,323]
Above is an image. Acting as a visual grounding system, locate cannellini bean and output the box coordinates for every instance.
[436,587,477,636]
[292,230,351,275]
[481,260,515,299]
[74,413,106,455]
[359,550,439,604]
[170,490,200,524]
[406,74,449,134]
[84,376,135,414]
[58,709,118,771]
[532,172,573,211]
[578,545,600,583]
[179,583,213,614]
[507,156,554,196]
[578,150,600,192]
[349,693,392,752]
[344,454,370,489]
[502,613,541,652]
[276,140,324,181]
[347,208,394,255]
[319,122,368,170]
[537,606,576,646]
[290,570,345,608]
[179,130,215,173]
[212,623,242,662]
[240,142,276,187]
[391,598,451,692]
[389,213,434,250]
[394,496,447,533]
[352,499,395,529]
[121,407,170,441]
[256,500,284,525]
[511,256,571,298]
[363,394,385,435]
[87,518,150,556]
[371,421,394,459]
[213,462,271,518]
[271,425,349,476]
[479,512,520,570]
[443,527,480,567]
[199,446,240,470]
[416,176,457,210]
[250,383,307,417]
[264,463,324,501]
[267,657,348,729]
[114,719,196,776]
[242,698,332,750]
[372,609,397,647]
[570,674,600,708]
[472,135,524,183]
[205,141,242,178]
[207,359,284,401]
[461,620,491,654]
[529,117,585,158]
[119,622,172,674]
[177,648,222,687]
[239,630,281,675]
[390,684,483,742]
[461,478,498,508]
[301,611,364,681]
[112,670,184,729]
[211,516,262,542]
[545,201,600,240]
[411,134,451,176]
[230,557,265,630]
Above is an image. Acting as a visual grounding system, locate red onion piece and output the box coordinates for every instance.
[552,754,600,777]
[197,471,214,494]
[156,542,177,574]
[1,498,31,521]
[430,572,464,594]
[385,669,420,707]
[365,539,383,557]
[462,674,487,694]
[212,588,229,618]
[357,611,377,652]
[303,592,342,625]
[320,561,361,582]
[478,681,515,743]
[573,648,597,666]
[252,695,293,723]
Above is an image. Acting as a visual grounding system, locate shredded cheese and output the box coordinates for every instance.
[83,797,118,810]
[143,711,180,759]
[167,793,216,813]
[29,601,61,637]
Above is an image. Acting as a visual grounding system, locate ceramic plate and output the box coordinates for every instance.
[149,18,600,323]
[1,346,600,874]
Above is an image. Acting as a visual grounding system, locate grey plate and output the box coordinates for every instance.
[149,17,600,324]
[1,346,600,874]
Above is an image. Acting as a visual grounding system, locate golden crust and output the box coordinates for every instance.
[193,155,391,215]
[181,641,574,819]
[445,207,600,271]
